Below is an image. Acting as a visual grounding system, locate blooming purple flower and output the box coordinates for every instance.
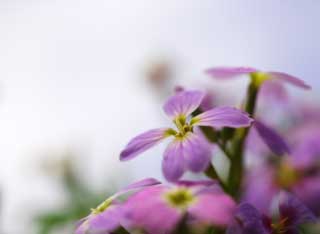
[205,66,311,90]
[228,193,316,234]
[120,90,253,181]
[244,122,320,215]
[75,178,161,234]
[122,180,236,234]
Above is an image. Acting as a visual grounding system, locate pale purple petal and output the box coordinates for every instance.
[182,133,212,173]
[163,90,205,119]
[253,120,290,155]
[115,178,161,197]
[293,177,320,215]
[242,166,278,214]
[226,203,270,234]
[205,66,258,79]
[76,205,122,234]
[267,71,311,90]
[291,131,320,170]
[200,92,216,111]
[122,186,181,234]
[120,128,169,161]
[175,180,217,187]
[279,192,316,226]
[259,80,289,104]
[162,140,185,181]
[175,87,215,111]
[246,127,271,156]
[194,106,253,128]
[189,192,236,226]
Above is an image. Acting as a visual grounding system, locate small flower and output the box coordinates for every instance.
[120,90,253,181]
[75,178,160,234]
[243,126,320,215]
[122,181,236,234]
[227,193,316,234]
[205,66,311,89]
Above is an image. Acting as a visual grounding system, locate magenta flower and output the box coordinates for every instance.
[205,66,311,90]
[227,193,316,234]
[120,90,253,181]
[122,180,236,234]
[75,178,160,234]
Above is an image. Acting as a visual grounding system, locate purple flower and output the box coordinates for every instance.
[122,181,236,234]
[75,178,161,234]
[243,128,320,215]
[205,66,311,90]
[228,193,316,234]
[120,90,253,181]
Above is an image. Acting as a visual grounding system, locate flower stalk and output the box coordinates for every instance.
[227,74,260,198]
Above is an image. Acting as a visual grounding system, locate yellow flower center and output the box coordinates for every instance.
[276,161,300,189]
[173,115,194,139]
[164,187,196,210]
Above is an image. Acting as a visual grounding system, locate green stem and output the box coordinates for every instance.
[227,76,260,198]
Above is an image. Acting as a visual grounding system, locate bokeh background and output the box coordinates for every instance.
[0,1,319,233]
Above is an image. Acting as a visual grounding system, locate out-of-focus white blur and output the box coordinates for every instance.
[0,1,319,233]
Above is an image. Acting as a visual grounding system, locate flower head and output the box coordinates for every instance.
[75,178,160,234]
[122,180,236,234]
[120,90,253,181]
[205,66,311,90]
[244,124,320,215]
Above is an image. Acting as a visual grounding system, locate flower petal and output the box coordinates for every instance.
[205,66,258,79]
[293,177,320,216]
[163,90,205,119]
[76,205,122,234]
[122,186,181,234]
[194,106,253,128]
[226,203,270,234]
[253,120,291,155]
[162,140,185,181]
[189,192,236,226]
[120,128,169,161]
[242,165,278,214]
[182,133,212,173]
[115,178,161,197]
[291,131,320,170]
[279,192,316,226]
[267,72,311,90]
[175,180,217,187]
[259,80,289,104]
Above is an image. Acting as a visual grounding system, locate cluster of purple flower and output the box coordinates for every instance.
[76,66,319,234]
